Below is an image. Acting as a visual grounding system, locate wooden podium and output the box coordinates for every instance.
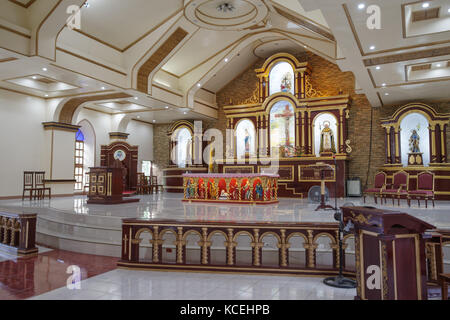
[342,206,434,300]
[88,167,139,205]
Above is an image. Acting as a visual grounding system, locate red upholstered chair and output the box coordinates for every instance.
[382,171,409,206]
[363,172,386,204]
[408,171,435,208]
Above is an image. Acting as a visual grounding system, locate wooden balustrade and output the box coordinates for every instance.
[118,219,356,277]
[0,211,37,256]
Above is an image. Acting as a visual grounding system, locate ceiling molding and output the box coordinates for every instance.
[8,0,36,9]
[137,27,189,93]
[0,57,18,63]
[0,24,31,39]
[363,46,450,66]
[272,4,335,42]
[343,3,450,57]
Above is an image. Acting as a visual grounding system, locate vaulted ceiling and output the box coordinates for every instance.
[0,0,449,125]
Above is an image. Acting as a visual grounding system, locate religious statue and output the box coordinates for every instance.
[243,181,251,200]
[198,181,205,199]
[255,182,263,200]
[186,178,195,199]
[210,183,218,200]
[186,138,192,166]
[219,189,229,200]
[409,129,420,153]
[319,121,336,154]
[280,73,292,93]
[244,128,250,154]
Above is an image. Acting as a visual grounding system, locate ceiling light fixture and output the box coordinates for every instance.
[358,4,365,9]
[165,106,169,109]
[369,45,375,50]
[197,83,201,87]
[217,3,235,13]
[42,67,47,71]
[376,66,381,70]
[436,64,441,67]
[32,76,37,79]
[83,2,90,8]
[137,116,141,119]
[422,2,430,8]
[134,97,138,100]
[224,58,229,62]
[45,94,49,97]
[385,93,389,96]
[382,83,386,87]
[101,86,105,90]
[153,120,156,123]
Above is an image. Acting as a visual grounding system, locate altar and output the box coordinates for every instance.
[182,173,279,204]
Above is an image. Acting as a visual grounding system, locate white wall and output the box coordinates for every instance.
[0,89,47,197]
[127,120,154,172]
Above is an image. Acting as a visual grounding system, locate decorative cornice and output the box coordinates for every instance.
[109,132,130,140]
[42,122,80,132]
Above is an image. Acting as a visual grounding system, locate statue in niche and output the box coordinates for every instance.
[244,128,251,154]
[186,178,195,199]
[274,105,294,147]
[409,129,420,153]
[319,121,336,154]
[280,73,292,93]
[255,182,263,200]
[243,181,251,200]
[185,138,192,166]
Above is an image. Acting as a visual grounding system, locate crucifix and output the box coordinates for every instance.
[275,105,294,146]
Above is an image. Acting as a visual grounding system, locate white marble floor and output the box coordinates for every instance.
[29,269,356,300]
[1,193,449,229]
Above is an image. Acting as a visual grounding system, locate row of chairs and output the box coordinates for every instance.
[364,171,435,208]
[136,173,164,194]
[22,171,51,201]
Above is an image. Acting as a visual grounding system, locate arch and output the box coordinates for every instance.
[262,92,298,114]
[313,112,339,157]
[173,126,193,168]
[182,229,202,241]
[207,230,229,242]
[235,118,256,159]
[260,231,282,244]
[313,232,337,244]
[287,232,308,244]
[56,92,132,124]
[159,228,177,241]
[269,99,296,149]
[400,112,430,166]
[256,52,304,77]
[134,228,154,241]
[269,61,295,96]
[233,230,255,242]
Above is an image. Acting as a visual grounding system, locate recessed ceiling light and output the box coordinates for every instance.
[358,4,365,9]
[44,94,49,97]
[224,58,228,62]
[382,83,386,87]
[369,46,375,50]
[183,112,187,115]
[436,64,441,67]
[42,68,47,71]
[134,97,138,100]
[422,2,430,8]
[165,106,169,109]
[152,120,156,123]
[303,45,307,48]
[32,76,37,79]
[385,93,389,96]
[197,83,201,87]
[375,66,381,70]
[101,86,105,90]
[137,116,141,119]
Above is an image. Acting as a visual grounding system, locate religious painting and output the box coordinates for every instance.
[235,119,256,159]
[313,113,337,157]
[175,127,192,168]
[269,62,295,96]
[270,101,295,154]
[400,112,429,166]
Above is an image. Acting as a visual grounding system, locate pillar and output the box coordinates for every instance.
[393,125,401,164]
[109,132,129,142]
[42,122,80,195]
[429,124,437,164]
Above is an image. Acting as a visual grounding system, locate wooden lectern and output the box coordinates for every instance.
[87,167,139,204]
[342,206,434,300]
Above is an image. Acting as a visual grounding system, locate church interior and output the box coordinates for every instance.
[0,0,449,302]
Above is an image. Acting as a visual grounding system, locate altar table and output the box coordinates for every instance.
[182,173,279,204]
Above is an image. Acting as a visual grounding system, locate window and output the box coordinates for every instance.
[74,129,85,190]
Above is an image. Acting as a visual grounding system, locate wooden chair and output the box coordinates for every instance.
[381,171,409,206]
[408,171,435,208]
[34,171,51,200]
[136,173,145,194]
[22,171,35,201]
[143,175,150,194]
[363,172,386,204]
[150,176,163,194]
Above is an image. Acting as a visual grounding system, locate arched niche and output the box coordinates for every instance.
[269,61,295,96]
[269,100,296,152]
[173,126,193,168]
[400,112,430,167]
[313,112,338,157]
[235,119,256,159]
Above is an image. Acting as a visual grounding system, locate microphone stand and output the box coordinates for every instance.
[323,155,357,289]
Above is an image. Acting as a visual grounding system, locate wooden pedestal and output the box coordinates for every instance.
[342,206,434,300]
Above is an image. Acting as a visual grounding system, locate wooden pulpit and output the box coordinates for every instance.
[87,167,139,204]
[342,206,434,300]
